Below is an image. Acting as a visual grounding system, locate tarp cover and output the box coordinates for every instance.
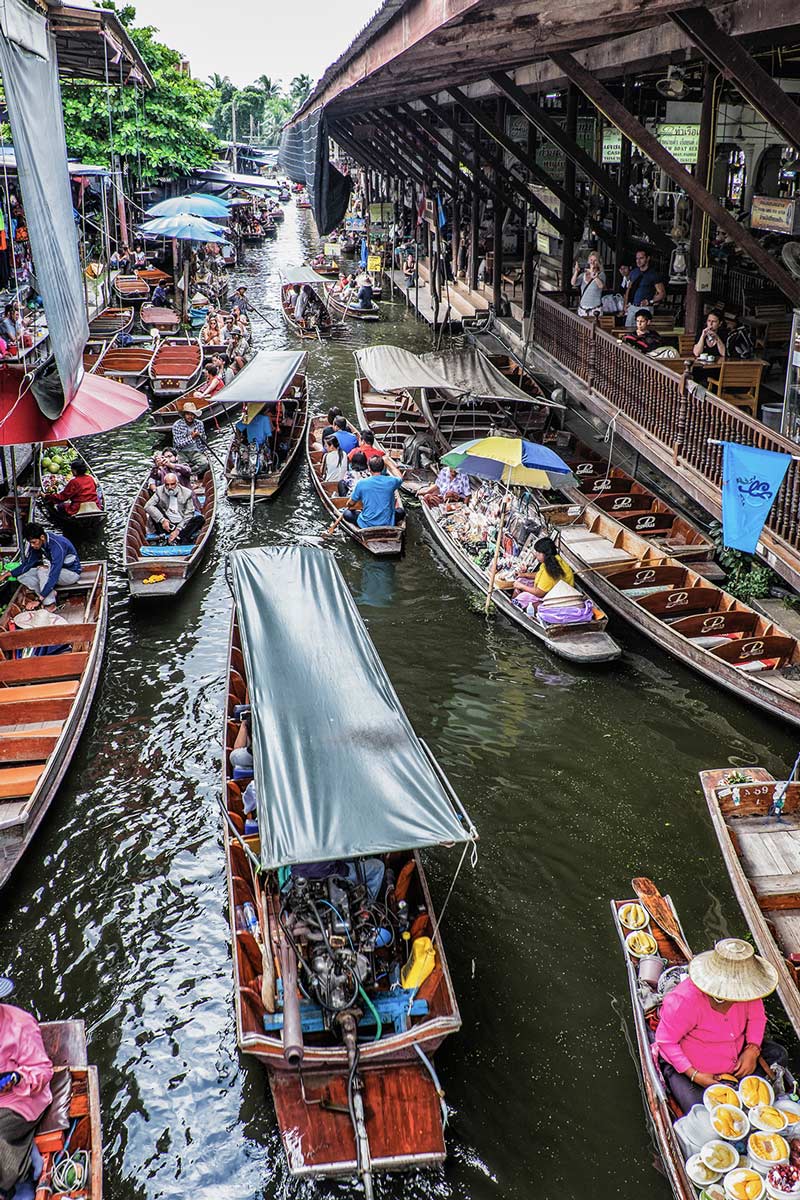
[194,169,281,191]
[282,266,327,286]
[354,345,455,393]
[278,105,352,235]
[0,5,88,417]
[422,349,543,404]
[230,546,474,870]
[212,350,306,407]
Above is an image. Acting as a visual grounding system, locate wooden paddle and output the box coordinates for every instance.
[632,876,693,961]
[324,507,349,537]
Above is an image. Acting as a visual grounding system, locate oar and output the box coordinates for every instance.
[250,473,256,517]
[631,877,693,961]
[324,506,349,537]
[246,300,277,329]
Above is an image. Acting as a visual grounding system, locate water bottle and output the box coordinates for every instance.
[241,901,259,937]
[234,905,247,933]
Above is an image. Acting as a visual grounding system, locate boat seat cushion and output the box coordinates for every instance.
[139,545,195,557]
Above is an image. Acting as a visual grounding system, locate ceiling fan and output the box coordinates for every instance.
[656,67,691,100]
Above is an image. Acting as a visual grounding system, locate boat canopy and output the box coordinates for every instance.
[282,266,328,285]
[422,349,563,407]
[230,546,476,870]
[213,350,306,407]
[354,345,454,393]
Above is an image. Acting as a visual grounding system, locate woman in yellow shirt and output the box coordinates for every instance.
[516,536,574,601]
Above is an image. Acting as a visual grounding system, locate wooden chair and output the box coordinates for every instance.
[678,334,696,357]
[706,360,764,418]
[598,314,616,333]
[501,267,523,298]
[651,313,676,332]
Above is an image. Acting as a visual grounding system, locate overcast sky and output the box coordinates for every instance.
[130,0,382,90]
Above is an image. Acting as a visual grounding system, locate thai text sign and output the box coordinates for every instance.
[602,123,700,164]
[367,254,382,273]
[751,195,800,234]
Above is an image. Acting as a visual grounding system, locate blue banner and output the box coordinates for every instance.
[721,441,791,554]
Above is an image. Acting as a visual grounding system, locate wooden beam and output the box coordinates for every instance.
[684,62,717,337]
[377,111,460,195]
[370,117,457,195]
[671,6,800,152]
[489,69,673,253]
[333,122,416,187]
[550,50,800,306]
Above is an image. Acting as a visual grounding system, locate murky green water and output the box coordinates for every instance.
[1,204,795,1200]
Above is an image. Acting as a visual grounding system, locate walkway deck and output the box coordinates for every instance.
[388,264,489,328]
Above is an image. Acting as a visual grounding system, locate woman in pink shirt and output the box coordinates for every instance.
[0,985,54,1194]
[655,937,785,1113]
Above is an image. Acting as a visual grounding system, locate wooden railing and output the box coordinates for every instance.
[533,292,800,570]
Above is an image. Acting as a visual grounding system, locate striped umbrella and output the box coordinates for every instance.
[441,435,577,490]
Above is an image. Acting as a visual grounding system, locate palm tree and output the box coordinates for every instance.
[290,74,312,105]
[255,75,281,101]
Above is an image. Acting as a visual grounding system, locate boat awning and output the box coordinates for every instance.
[213,350,306,407]
[354,345,455,393]
[421,349,556,405]
[282,266,327,285]
[230,546,476,870]
[193,170,280,191]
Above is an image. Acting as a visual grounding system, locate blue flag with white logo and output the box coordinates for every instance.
[721,441,791,554]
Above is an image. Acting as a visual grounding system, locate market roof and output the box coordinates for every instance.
[47,4,155,89]
[230,545,476,871]
[213,350,306,407]
[354,345,455,392]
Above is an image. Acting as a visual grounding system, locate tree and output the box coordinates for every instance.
[290,74,312,107]
[255,75,281,101]
[60,3,219,184]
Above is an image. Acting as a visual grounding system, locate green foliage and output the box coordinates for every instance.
[208,71,313,149]
[710,521,778,602]
[61,2,218,183]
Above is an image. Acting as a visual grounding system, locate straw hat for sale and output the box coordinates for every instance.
[689,938,778,1002]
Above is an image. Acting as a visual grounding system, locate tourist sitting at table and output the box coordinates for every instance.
[322,433,350,483]
[693,310,727,360]
[41,458,100,517]
[655,937,786,1113]
[512,537,574,606]
[623,248,665,326]
[344,455,404,529]
[422,466,471,507]
[572,251,606,317]
[622,310,663,354]
[151,282,170,308]
[172,403,209,474]
[1,522,81,606]
[144,472,204,545]
[0,980,54,1198]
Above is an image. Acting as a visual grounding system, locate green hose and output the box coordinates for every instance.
[358,984,382,1042]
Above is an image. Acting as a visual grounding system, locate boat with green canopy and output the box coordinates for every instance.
[223,545,477,1193]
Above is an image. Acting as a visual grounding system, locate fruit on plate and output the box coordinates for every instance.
[619,902,647,929]
[706,1085,741,1110]
[712,1105,746,1138]
[701,1188,726,1200]
[687,1155,722,1186]
[753,1105,789,1131]
[741,1078,773,1108]
[749,1132,789,1162]
[626,930,658,956]
[701,1140,738,1172]
[727,1168,764,1199]
[767,1164,800,1194]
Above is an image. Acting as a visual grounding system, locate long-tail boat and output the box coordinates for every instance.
[37,441,106,532]
[94,342,157,387]
[224,545,477,1188]
[306,414,405,557]
[82,340,108,374]
[352,350,438,494]
[140,305,180,334]
[112,274,149,302]
[325,284,380,322]
[222,351,308,503]
[37,1020,103,1199]
[699,766,800,1037]
[544,502,800,725]
[0,563,107,889]
[87,307,133,340]
[280,268,332,339]
[124,469,215,598]
[148,336,203,400]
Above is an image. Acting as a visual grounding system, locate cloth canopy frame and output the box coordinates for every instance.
[354,345,455,393]
[210,350,306,407]
[230,545,476,870]
[281,266,328,286]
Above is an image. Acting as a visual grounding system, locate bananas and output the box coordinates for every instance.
[748,1132,789,1163]
[619,902,647,930]
[625,930,658,957]
[740,1077,772,1108]
[752,1104,789,1131]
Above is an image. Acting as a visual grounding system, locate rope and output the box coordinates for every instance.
[429,840,471,947]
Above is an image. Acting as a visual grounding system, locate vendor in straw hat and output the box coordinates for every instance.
[655,938,788,1112]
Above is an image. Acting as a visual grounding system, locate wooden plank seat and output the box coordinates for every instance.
[710,635,795,668]
[671,611,759,638]
[0,763,44,800]
[0,652,87,683]
[593,492,653,514]
[0,624,95,651]
[753,873,800,910]
[637,586,719,619]
[578,477,637,495]
[0,680,79,705]
[0,735,59,763]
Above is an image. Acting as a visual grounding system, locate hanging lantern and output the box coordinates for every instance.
[669,241,689,284]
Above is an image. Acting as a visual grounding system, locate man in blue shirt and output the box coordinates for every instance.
[624,248,666,327]
[333,415,359,456]
[344,457,405,528]
[1,522,81,606]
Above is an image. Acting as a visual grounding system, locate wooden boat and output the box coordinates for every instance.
[268,206,284,223]
[224,545,477,1184]
[280,281,332,339]
[136,267,171,287]
[241,230,266,244]
[87,307,133,340]
[94,342,156,387]
[37,1019,103,1200]
[82,339,108,374]
[224,351,308,502]
[611,882,700,1200]
[419,361,553,452]
[295,196,312,209]
[112,273,149,302]
[140,305,180,333]
[559,436,716,562]
[0,562,107,889]
[420,500,621,663]
[307,415,405,557]
[0,493,33,554]
[124,468,215,598]
[150,380,235,435]
[699,766,800,1038]
[37,442,106,531]
[148,336,203,400]
[325,285,380,321]
[353,367,436,495]
[309,257,340,278]
[221,242,236,267]
[544,501,800,726]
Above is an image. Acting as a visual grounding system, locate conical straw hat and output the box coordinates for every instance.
[688,938,778,1002]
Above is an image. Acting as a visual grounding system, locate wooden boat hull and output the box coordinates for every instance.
[112,274,149,302]
[148,337,203,399]
[39,1020,103,1199]
[140,305,180,333]
[225,387,308,503]
[306,416,405,557]
[326,289,380,321]
[0,563,107,889]
[280,286,332,339]
[95,344,156,386]
[38,441,106,532]
[124,470,216,598]
[0,493,33,555]
[87,307,134,340]
[150,385,236,435]
[420,500,621,663]
[82,340,108,374]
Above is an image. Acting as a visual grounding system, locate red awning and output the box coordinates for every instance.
[0,366,148,446]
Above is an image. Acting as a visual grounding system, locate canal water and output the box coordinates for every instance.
[2,204,795,1200]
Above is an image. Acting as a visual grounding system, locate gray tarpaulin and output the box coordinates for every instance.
[354,346,455,393]
[230,546,475,870]
[422,349,557,404]
[0,2,88,416]
[282,266,328,286]
[278,105,352,235]
[212,349,306,406]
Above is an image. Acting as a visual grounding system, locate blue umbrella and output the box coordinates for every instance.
[146,195,230,220]
[139,215,226,242]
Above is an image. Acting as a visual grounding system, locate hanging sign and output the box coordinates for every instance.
[367,254,382,273]
[602,128,622,164]
[721,442,791,554]
[751,195,800,235]
[534,117,596,182]
[369,202,393,224]
[323,242,339,257]
[653,123,700,164]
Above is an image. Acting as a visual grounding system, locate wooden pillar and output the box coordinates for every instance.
[561,85,578,300]
[492,98,505,312]
[451,132,460,278]
[684,63,717,337]
[470,128,480,291]
[614,76,633,275]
